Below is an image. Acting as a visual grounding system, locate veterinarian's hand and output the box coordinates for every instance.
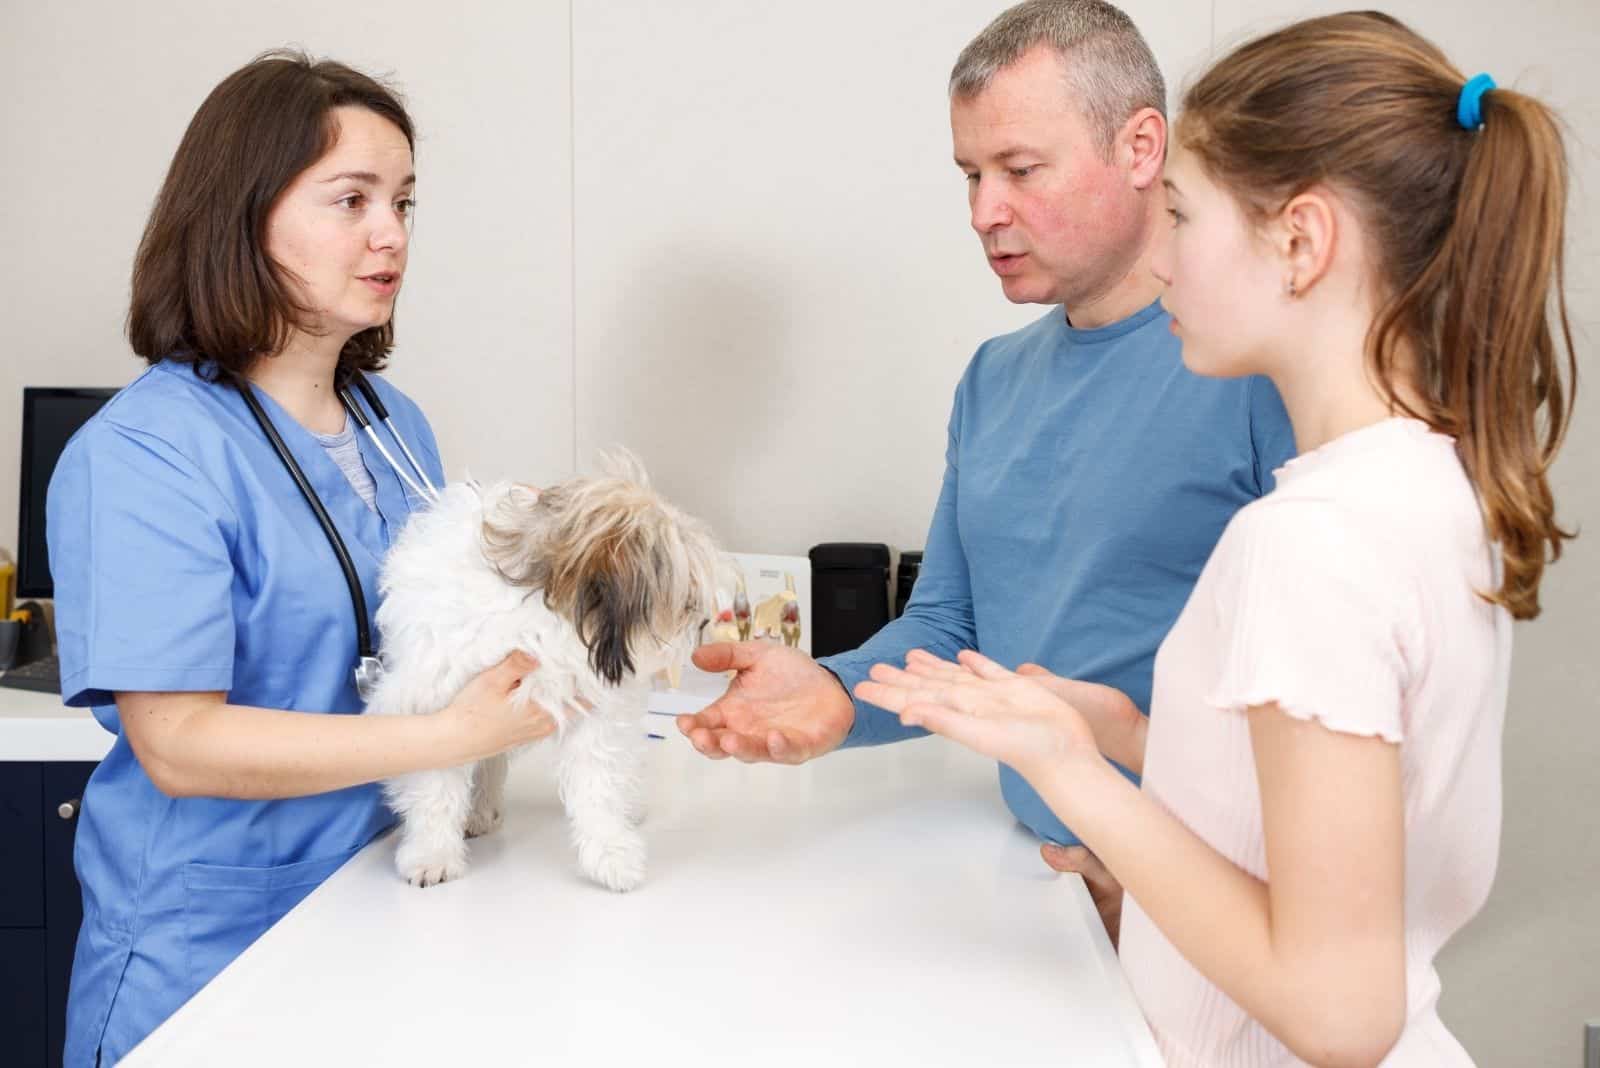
[677,642,854,765]
[441,651,558,762]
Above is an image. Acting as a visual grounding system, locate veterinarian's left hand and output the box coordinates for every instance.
[852,649,1098,785]
[440,651,559,762]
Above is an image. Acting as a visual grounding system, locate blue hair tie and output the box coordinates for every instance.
[1457,73,1495,130]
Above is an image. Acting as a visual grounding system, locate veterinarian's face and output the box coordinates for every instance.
[266,106,414,346]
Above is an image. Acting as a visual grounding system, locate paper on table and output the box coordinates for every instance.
[645,664,725,718]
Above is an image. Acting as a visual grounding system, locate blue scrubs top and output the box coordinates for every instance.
[47,359,445,1065]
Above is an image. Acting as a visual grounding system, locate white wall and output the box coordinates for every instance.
[4,2,1596,1063]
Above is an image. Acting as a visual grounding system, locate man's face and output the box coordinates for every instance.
[952,45,1143,308]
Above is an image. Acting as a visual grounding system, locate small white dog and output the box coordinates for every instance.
[367,453,721,892]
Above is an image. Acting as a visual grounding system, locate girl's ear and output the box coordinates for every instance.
[1274,186,1339,297]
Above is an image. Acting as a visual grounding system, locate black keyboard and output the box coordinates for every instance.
[0,653,61,694]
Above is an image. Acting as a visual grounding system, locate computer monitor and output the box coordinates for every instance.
[16,387,119,598]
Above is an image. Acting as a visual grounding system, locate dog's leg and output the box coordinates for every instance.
[625,787,648,828]
[619,698,651,830]
[558,702,648,892]
[465,753,510,838]
[387,764,475,887]
[625,736,649,828]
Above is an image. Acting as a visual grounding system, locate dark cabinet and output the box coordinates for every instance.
[1,763,45,925]
[1,761,95,1068]
[0,929,48,1065]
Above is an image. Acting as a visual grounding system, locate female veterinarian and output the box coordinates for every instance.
[45,53,556,1064]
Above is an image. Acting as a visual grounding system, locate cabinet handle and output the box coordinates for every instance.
[58,798,80,820]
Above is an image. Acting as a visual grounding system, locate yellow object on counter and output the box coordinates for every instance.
[0,549,14,619]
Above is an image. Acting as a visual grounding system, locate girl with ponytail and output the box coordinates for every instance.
[856,11,1576,1065]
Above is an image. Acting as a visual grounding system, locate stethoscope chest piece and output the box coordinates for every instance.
[354,655,386,702]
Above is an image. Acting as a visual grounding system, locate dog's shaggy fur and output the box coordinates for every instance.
[367,454,720,891]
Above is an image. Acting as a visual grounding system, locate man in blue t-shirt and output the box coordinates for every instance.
[678,0,1294,925]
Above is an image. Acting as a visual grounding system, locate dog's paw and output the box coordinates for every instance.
[576,831,647,893]
[396,839,468,888]
[464,805,503,839]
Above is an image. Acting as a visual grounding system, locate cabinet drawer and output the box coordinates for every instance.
[0,762,44,927]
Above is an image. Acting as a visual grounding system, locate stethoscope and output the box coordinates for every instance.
[232,370,440,700]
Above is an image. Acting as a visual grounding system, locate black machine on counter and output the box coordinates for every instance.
[1,388,118,694]
[808,542,924,658]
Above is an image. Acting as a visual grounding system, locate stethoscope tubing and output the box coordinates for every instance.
[340,398,438,505]
[343,375,441,504]
[230,370,438,672]
[233,375,376,660]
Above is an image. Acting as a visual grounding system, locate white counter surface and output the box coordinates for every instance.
[0,685,113,762]
[124,723,1163,1067]
[5,675,1163,1066]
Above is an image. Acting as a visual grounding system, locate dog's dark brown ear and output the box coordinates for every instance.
[491,477,663,685]
[572,571,648,685]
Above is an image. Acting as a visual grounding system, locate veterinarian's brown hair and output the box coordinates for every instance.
[128,50,414,385]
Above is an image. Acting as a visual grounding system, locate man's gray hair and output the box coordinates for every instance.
[950,0,1166,156]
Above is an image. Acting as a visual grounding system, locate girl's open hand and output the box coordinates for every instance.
[853,648,1098,782]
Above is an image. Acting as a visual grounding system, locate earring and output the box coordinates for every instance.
[1284,278,1298,298]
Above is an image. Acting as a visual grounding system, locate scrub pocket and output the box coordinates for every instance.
[182,844,363,992]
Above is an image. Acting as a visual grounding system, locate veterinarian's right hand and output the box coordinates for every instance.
[677,642,854,765]
[441,651,558,762]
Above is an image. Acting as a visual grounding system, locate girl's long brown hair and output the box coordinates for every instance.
[1179,11,1576,619]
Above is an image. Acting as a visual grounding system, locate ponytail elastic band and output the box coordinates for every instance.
[1457,73,1495,131]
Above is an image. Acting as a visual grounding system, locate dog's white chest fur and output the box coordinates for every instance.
[366,467,718,892]
[375,484,616,719]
